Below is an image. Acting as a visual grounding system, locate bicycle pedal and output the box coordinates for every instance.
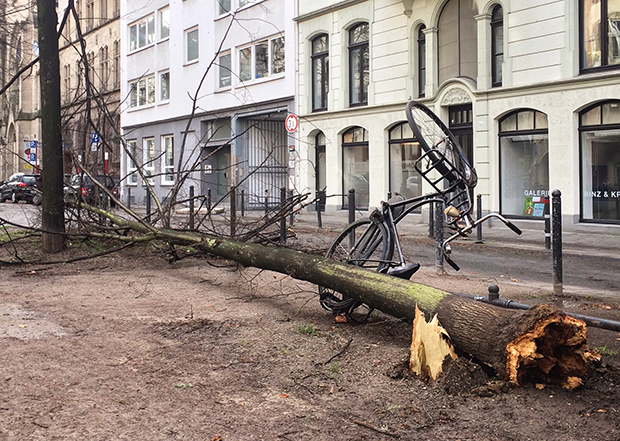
[387,263,420,280]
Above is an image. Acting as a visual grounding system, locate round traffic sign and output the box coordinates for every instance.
[285,114,298,133]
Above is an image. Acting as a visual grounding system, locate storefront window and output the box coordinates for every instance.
[389,122,422,202]
[499,110,549,217]
[342,127,369,209]
[580,101,620,222]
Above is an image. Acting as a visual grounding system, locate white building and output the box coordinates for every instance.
[120,0,296,209]
[294,0,620,230]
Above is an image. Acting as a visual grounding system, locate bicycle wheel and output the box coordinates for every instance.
[319,218,392,314]
[405,100,477,188]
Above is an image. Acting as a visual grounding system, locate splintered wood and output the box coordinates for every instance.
[506,312,601,389]
[409,305,457,380]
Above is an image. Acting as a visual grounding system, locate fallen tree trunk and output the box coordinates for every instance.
[102,213,600,388]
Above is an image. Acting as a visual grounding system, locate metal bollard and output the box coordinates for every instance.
[207,188,212,213]
[428,202,434,238]
[434,200,444,271]
[544,196,551,250]
[127,187,131,209]
[241,189,245,218]
[289,189,294,226]
[348,189,356,249]
[316,191,323,229]
[189,185,195,230]
[145,191,151,223]
[475,194,483,244]
[264,189,269,216]
[230,186,236,237]
[280,187,287,244]
[552,190,563,296]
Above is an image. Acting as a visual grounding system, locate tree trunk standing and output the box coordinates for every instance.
[37,0,65,253]
[97,214,597,388]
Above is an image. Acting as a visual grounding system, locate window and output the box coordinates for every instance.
[159,6,170,40]
[127,139,138,184]
[491,5,503,87]
[239,0,255,7]
[87,52,95,87]
[129,75,155,108]
[218,0,231,16]
[129,14,155,52]
[271,37,285,74]
[143,138,156,184]
[581,0,620,70]
[499,110,549,217]
[239,47,252,81]
[342,127,369,209]
[99,46,109,91]
[417,26,426,98]
[100,0,107,22]
[63,64,71,103]
[218,53,231,88]
[238,36,285,83]
[113,0,120,18]
[160,71,170,101]
[438,0,477,85]
[311,34,329,111]
[389,122,422,202]
[186,27,199,63]
[580,101,620,222]
[349,23,369,107]
[113,40,120,88]
[86,0,94,31]
[162,135,174,184]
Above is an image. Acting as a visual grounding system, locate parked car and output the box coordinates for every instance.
[0,173,41,204]
[64,174,118,207]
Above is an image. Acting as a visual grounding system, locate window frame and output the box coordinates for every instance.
[127,139,138,184]
[99,45,109,91]
[160,70,170,102]
[417,25,426,98]
[341,126,370,209]
[185,26,199,64]
[143,137,156,185]
[217,0,231,16]
[159,6,170,41]
[218,52,232,88]
[129,14,155,53]
[348,22,369,107]
[491,4,504,87]
[237,35,285,84]
[580,0,620,71]
[161,134,175,185]
[311,33,329,112]
[129,75,156,108]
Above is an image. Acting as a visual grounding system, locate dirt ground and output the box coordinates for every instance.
[1,233,620,440]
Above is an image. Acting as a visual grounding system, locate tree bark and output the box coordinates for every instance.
[100,213,600,388]
[37,0,65,253]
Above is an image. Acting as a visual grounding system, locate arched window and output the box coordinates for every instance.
[342,127,369,208]
[348,23,369,107]
[437,0,477,85]
[311,34,329,111]
[491,5,503,87]
[579,100,620,222]
[99,46,109,91]
[389,122,422,202]
[417,25,426,98]
[499,110,549,216]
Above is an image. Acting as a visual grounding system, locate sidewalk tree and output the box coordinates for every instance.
[37,0,65,252]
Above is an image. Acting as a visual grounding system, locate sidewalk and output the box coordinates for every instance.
[289,210,620,261]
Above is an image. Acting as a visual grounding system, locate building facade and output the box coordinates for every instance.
[120,0,295,209]
[58,0,122,180]
[0,0,41,181]
[294,0,620,230]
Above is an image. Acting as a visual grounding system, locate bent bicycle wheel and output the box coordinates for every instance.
[405,100,477,188]
[319,218,392,318]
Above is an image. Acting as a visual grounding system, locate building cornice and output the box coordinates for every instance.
[294,0,368,23]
